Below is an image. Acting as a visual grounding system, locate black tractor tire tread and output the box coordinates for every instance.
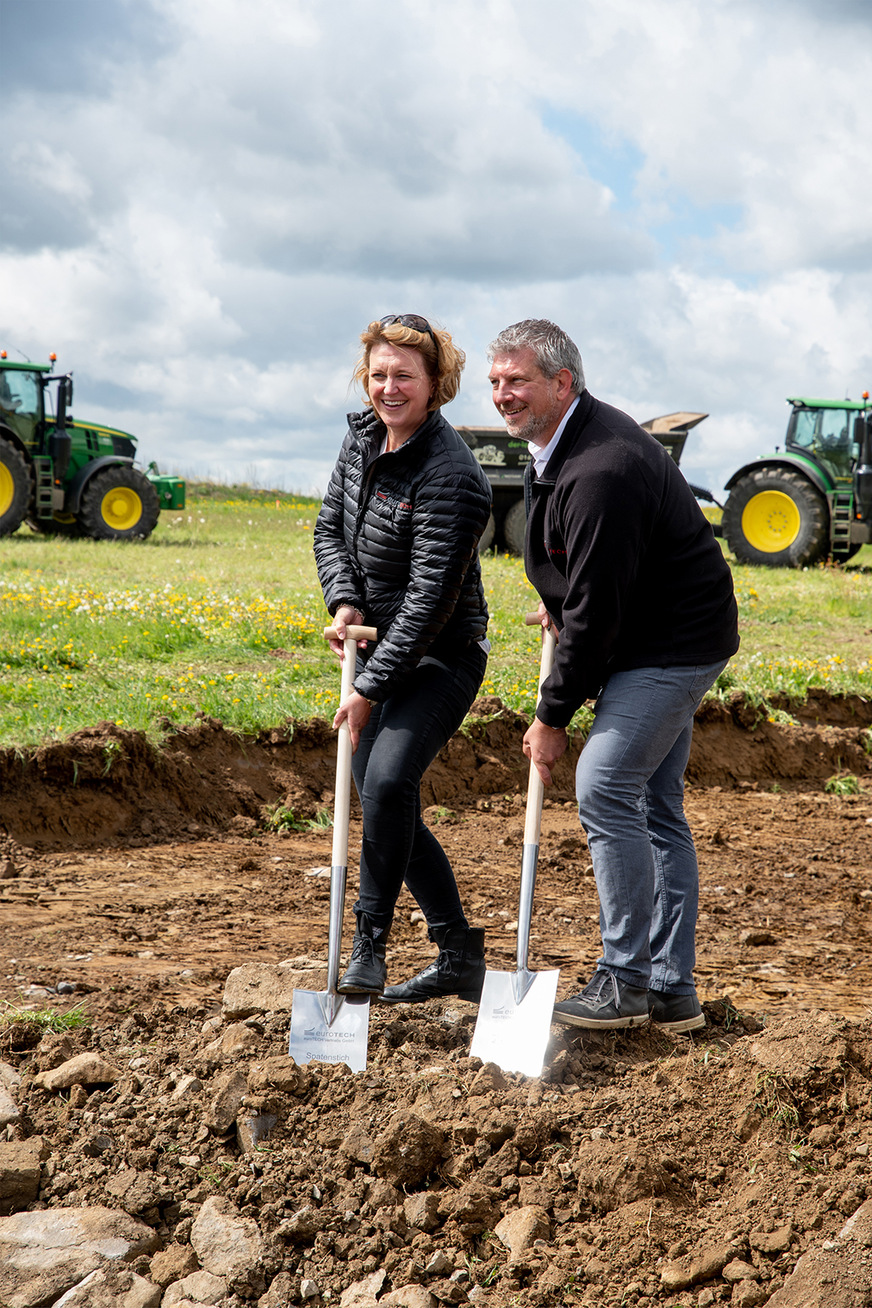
[79,465,161,541]
[478,511,496,553]
[722,466,829,568]
[0,436,31,536]
[503,498,527,555]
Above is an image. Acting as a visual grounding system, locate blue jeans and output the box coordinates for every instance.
[575,660,729,994]
[351,643,488,930]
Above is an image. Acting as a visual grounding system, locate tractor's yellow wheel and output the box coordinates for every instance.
[0,436,30,535]
[722,466,829,568]
[100,485,144,532]
[740,490,801,553]
[79,465,160,540]
[0,462,13,517]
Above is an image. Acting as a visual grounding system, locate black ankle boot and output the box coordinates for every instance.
[337,912,390,995]
[379,925,485,1004]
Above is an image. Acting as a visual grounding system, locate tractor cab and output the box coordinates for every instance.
[0,360,50,452]
[785,397,869,484]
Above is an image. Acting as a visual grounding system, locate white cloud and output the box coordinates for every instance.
[1,0,871,501]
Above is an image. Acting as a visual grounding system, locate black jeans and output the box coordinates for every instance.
[351,642,488,930]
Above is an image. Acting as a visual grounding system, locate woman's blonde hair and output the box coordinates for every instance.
[353,316,465,412]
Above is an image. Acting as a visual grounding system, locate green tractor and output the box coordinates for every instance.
[0,351,185,541]
[721,395,872,567]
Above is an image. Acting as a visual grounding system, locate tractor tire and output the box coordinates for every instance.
[503,498,527,555]
[0,436,30,536]
[722,467,829,568]
[478,511,496,553]
[79,465,161,541]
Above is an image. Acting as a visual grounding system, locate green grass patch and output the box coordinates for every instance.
[0,1000,89,1052]
[0,493,870,748]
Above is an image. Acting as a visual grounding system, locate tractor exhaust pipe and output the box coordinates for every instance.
[50,374,73,483]
[855,413,872,524]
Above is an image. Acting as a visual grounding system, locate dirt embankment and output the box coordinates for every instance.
[0,689,870,851]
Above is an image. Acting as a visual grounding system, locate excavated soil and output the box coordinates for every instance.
[1,693,872,1307]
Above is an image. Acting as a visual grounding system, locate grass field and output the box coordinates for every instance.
[1,485,871,748]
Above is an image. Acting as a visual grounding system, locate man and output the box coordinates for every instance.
[488,319,739,1032]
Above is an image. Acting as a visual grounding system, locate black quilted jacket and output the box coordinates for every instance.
[314,408,492,703]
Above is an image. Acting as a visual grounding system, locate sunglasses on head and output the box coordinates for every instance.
[379,314,439,357]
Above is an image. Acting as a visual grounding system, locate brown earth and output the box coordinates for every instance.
[1,694,872,1307]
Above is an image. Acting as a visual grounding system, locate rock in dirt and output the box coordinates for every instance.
[340,1270,387,1307]
[222,961,326,1018]
[103,1167,174,1220]
[0,1136,46,1214]
[371,1110,447,1185]
[258,1272,299,1305]
[381,1287,438,1308]
[0,1083,20,1129]
[204,1066,248,1134]
[766,1196,872,1307]
[404,1191,441,1232]
[202,1021,261,1061]
[247,1054,309,1096]
[33,1051,122,1091]
[494,1205,551,1260]
[0,1205,159,1308]
[448,1180,502,1237]
[52,1265,161,1308]
[0,1059,20,1091]
[162,1269,227,1305]
[148,1244,199,1288]
[190,1194,264,1282]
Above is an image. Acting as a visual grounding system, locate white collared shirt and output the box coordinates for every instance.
[528,396,581,477]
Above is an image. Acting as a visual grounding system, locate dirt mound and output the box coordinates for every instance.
[4,997,872,1307]
[0,693,869,851]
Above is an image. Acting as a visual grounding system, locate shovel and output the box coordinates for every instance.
[470,615,560,1077]
[289,622,377,1074]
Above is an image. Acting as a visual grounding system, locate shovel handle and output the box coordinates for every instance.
[516,616,557,974]
[523,622,557,845]
[322,626,378,995]
[524,611,554,629]
[324,624,378,642]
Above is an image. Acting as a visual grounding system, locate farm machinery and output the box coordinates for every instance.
[459,412,709,554]
[0,351,185,541]
[462,396,872,568]
[720,396,872,567]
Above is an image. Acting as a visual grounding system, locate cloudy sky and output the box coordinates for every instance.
[2,0,871,500]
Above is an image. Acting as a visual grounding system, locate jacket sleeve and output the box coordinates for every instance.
[313,434,366,616]
[352,461,491,700]
[536,460,649,726]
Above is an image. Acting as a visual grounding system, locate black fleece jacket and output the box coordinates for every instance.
[314,408,492,703]
[525,391,739,727]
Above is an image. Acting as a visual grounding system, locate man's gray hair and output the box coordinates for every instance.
[487,319,585,395]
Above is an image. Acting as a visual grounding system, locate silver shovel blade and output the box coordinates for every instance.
[288,989,370,1073]
[470,967,560,1078]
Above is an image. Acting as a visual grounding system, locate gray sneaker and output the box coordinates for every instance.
[648,989,705,1033]
[553,971,649,1030]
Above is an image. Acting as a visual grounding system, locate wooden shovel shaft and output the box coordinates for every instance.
[323,624,378,643]
[517,615,557,974]
[323,624,378,995]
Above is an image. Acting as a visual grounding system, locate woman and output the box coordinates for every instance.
[313,314,492,1003]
